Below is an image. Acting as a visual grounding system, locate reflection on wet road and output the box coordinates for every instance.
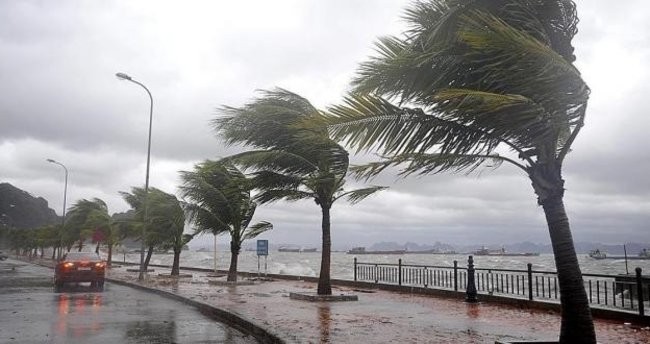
[0,259,257,343]
[318,304,331,343]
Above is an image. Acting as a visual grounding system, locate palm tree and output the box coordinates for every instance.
[213,89,386,294]
[120,187,182,272]
[65,199,112,254]
[145,188,192,276]
[180,160,273,282]
[325,1,592,342]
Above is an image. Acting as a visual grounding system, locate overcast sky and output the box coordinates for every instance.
[1,0,648,249]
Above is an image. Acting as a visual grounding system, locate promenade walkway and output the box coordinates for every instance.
[106,265,650,344]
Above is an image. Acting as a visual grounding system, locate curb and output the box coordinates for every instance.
[14,257,286,343]
[106,277,286,344]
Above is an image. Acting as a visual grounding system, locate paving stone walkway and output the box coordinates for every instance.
[107,265,650,344]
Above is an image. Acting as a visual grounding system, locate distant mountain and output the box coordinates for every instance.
[0,183,60,230]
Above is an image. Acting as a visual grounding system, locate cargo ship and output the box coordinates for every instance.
[346,247,406,255]
[473,247,539,257]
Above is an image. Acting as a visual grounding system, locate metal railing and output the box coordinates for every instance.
[353,257,648,317]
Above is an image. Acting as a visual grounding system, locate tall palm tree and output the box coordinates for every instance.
[213,89,386,294]
[180,160,273,282]
[325,1,592,342]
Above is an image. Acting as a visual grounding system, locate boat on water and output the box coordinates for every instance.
[277,246,317,253]
[473,247,539,257]
[588,249,607,259]
[346,247,406,255]
[405,249,458,254]
[278,246,301,253]
[588,248,650,260]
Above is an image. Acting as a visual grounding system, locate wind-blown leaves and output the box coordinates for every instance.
[213,89,386,294]
[328,1,595,341]
[335,186,389,204]
[242,221,273,241]
[327,0,588,178]
[180,159,272,281]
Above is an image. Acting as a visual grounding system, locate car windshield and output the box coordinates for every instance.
[63,252,101,262]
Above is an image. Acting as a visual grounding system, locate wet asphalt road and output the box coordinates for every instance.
[0,258,258,344]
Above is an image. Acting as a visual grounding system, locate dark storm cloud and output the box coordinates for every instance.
[0,0,648,247]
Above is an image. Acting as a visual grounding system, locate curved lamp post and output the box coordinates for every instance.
[46,159,67,259]
[116,72,153,281]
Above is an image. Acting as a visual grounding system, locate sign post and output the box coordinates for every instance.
[256,240,269,277]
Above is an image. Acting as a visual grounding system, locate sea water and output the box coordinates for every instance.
[117,251,650,279]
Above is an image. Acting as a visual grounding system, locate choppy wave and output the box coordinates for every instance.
[115,251,650,279]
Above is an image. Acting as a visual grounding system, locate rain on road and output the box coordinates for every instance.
[0,258,258,343]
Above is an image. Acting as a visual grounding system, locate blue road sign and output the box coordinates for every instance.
[257,240,268,256]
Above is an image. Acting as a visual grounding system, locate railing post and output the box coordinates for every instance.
[354,257,357,282]
[398,258,402,286]
[375,264,378,284]
[454,260,458,291]
[636,267,644,316]
[527,263,533,301]
[466,255,478,303]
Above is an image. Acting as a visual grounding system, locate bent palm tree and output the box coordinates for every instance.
[120,187,179,271]
[326,1,592,342]
[65,199,114,256]
[145,188,191,276]
[180,160,273,282]
[213,89,386,294]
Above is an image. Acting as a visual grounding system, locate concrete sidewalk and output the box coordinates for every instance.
[107,265,650,344]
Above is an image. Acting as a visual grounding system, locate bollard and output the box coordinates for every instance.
[527,263,533,301]
[466,255,478,303]
[454,260,458,291]
[636,267,644,316]
[398,258,402,286]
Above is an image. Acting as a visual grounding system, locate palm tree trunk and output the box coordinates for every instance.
[228,241,240,282]
[542,194,596,344]
[171,248,181,276]
[143,245,154,269]
[317,205,332,295]
[107,243,113,266]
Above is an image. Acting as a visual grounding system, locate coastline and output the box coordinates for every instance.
[16,255,650,343]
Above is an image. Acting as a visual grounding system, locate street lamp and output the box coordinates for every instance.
[46,159,67,259]
[116,72,153,281]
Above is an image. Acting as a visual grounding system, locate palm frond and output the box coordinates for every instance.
[213,88,320,150]
[351,152,517,180]
[432,88,558,147]
[182,203,230,235]
[242,221,273,241]
[250,170,304,190]
[335,186,387,205]
[225,150,318,175]
[254,189,315,204]
[327,93,503,157]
